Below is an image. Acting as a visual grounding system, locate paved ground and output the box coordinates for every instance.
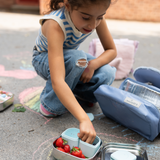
[0,11,160,160]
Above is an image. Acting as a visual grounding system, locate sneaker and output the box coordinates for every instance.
[39,104,57,118]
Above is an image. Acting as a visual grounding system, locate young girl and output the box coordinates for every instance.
[32,0,117,144]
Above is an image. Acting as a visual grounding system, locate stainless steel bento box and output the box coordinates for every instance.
[52,139,148,160]
[0,90,14,111]
[100,143,148,160]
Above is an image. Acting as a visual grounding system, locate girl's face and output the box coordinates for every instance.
[65,2,108,34]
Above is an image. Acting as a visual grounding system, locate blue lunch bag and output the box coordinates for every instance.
[94,77,160,141]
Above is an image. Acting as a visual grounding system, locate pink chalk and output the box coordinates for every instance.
[0,65,37,79]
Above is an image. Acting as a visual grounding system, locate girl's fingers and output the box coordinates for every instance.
[78,131,90,143]
[80,76,85,83]
[81,134,89,142]
[84,133,96,144]
[78,132,96,144]
[91,136,96,144]
[85,136,93,144]
[78,132,84,139]
[80,77,90,83]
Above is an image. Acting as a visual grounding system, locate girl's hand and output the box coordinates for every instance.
[80,60,95,83]
[78,119,96,144]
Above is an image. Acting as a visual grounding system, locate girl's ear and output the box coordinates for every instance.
[64,0,71,11]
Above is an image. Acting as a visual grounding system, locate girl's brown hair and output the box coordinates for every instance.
[49,0,113,12]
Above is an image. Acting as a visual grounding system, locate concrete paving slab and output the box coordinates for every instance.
[0,11,160,160]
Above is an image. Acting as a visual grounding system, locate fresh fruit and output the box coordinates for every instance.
[71,146,82,158]
[81,154,86,158]
[55,138,87,158]
[57,147,65,152]
[64,144,70,153]
[55,137,67,148]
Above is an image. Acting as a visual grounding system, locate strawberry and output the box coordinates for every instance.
[56,147,65,152]
[81,154,86,158]
[64,144,70,153]
[55,137,67,148]
[71,146,82,158]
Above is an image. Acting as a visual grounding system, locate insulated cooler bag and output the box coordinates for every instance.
[94,78,160,141]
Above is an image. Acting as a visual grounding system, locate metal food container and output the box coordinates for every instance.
[52,137,102,160]
[100,143,148,160]
[52,139,148,160]
[0,90,14,111]
[52,129,148,160]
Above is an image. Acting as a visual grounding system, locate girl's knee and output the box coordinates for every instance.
[64,50,88,68]
[74,50,88,68]
[76,58,88,68]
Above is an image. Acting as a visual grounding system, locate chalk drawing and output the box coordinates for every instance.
[121,128,128,132]
[136,138,160,156]
[97,114,137,138]
[3,51,32,61]
[123,133,135,137]
[19,87,43,112]
[0,65,37,79]
[32,137,56,160]
[19,86,53,124]
[97,114,114,124]
[112,125,121,129]
[20,60,35,71]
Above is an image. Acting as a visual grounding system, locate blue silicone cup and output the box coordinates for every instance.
[79,136,101,158]
[61,128,79,149]
[61,128,101,158]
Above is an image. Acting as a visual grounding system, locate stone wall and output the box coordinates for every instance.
[105,0,160,22]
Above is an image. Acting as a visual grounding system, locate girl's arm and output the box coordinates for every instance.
[42,19,96,144]
[80,18,117,83]
[94,18,117,69]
